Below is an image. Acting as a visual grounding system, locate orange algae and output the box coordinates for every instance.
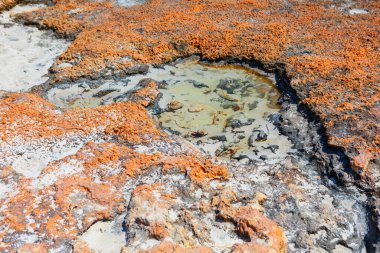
[15,0,380,178]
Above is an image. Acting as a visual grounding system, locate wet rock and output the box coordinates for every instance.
[226,119,244,129]
[216,89,240,102]
[248,101,259,111]
[113,78,160,109]
[191,130,208,138]
[248,134,256,147]
[0,91,372,252]
[215,145,239,157]
[222,102,241,111]
[157,80,168,89]
[255,130,268,141]
[129,79,160,107]
[93,89,119,98]
[167,100,183,111]
[263,144,279,154]
[237,135,245,140]
[209,135,227,142]
[232,154,252,163]
[188,80,209,88]
[188,104,205,113]
[217,78,241,94]
[19,0,380,188]
[225,114,254,129]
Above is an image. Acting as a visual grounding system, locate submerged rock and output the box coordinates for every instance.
[188,104,205,113]
[225,114,254,129]
[167,100,183,111]
[217,79,242,94]
[191,129,208,138]
[188,80,209,88]
[210,135,227,142]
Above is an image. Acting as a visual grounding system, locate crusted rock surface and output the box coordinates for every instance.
[0,81,373,252]
[0,0,379,252]
[15,0,380,183]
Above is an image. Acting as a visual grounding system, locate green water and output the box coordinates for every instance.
[47,58,294,162]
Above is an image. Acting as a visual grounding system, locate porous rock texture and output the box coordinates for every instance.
[1,0,379,252]
[15,0,379,188]
[0,80,374,252]
[0,91,291,252]
[0,0,17,11]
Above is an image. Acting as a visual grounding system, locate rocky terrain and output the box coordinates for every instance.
[0,0,379,252]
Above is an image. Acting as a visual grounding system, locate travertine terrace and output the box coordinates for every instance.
[0,0,379,252]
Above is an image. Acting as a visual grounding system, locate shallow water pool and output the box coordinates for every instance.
[47,58,295,162]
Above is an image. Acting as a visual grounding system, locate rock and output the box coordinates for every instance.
[237,135,245,140]
[139,241,214,253]
[225,114,254,129]
[253,192,267,205]
[210,135,227,142]
[215,145,240,157]
[113,79,160,108]
[72,240,93,253]
[263,144,279,154]
[248,134,255,147]
[234,207,287,252]
[259,155,268,160]
[157,80,168,89]
[188,80,209,88]
[216,89,240,102]
[226,119,243,129]
[0,165,12,178]
[191,130,208,138]
[167,100,183,111]
[19,0,380,189]
[248,101,259,110]
[128,78,160,107]
[232,154,252,163]
[93,89,119,98]
[231,104,242,111]
[255,130,268,141]
[217,79,241,94]
[17,244,48,253]
[149,222,169,240]
[295,231,314,249]
[222,102,243,111]
[188,104,205,113]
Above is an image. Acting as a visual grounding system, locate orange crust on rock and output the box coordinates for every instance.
[16,0,380,179]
